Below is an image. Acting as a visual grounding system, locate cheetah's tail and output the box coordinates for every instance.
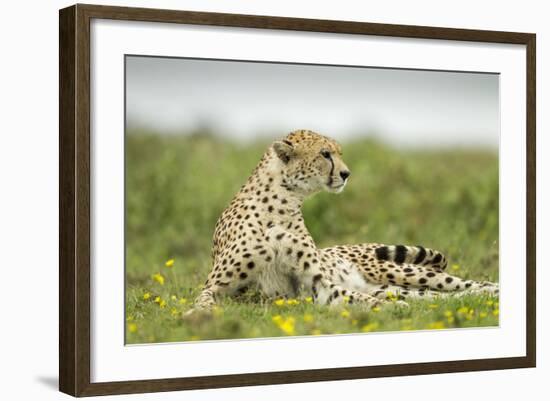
[375,244,448,270]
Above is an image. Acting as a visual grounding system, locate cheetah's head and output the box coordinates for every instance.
[271,130,351,196]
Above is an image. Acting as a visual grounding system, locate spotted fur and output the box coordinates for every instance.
[187,130,498,314]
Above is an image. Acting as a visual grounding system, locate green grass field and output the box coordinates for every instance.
[125,132,499,344]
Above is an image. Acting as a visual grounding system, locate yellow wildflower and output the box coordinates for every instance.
[272,315,295,335]
[128,323,138,333]
[170,308,178,316]
[151,273,165,285]
[486,300,494,306]
[274,299,285,306]
[303,314,314,323]
[340,310,350,318]
[480,312,488,318]
[451,264,460,271]
[154,296,166,308]
[304,296,313,304]
[361,322,379,332]
[444,310,453,318]
[447,316,455,324]
[428,304,439,309]
[170,295,177,301]
[286,299,299,306]
[143,292,151,300]
[178,298,187,305]
[372,306,381,313]
[457,306,469,314]
[279,318,295,335]
[165,258,175,268]
[427,321,446,330]
[342,296,350,304]
[493,309,499,316]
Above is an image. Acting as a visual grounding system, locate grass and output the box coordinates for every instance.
[125,131,499,344]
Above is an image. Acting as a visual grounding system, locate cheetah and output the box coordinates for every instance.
[189,129,498,313]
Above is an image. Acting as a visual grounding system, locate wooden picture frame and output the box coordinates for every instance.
[59,3,536,397]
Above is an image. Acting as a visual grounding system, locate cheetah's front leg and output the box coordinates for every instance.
[186,236,274,315]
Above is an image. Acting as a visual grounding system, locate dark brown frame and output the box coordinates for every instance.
[59,3,536,397]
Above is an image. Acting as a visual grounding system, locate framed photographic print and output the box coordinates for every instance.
[59,4,536,397]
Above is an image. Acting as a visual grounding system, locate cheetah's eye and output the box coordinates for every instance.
[320,150,331,159]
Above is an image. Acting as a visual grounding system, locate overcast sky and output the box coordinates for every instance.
[126,56,499,148]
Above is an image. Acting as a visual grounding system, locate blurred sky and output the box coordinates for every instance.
[126,56,499,148]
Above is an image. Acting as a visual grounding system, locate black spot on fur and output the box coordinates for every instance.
[375,246,389,261]
[282,139,293,147]
[413,246,426,264]
[394,245,407,264]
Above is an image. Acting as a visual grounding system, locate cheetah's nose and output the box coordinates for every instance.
[340,170,351,181]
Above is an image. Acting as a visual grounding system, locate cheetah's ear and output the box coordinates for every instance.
[272,140,294,164]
